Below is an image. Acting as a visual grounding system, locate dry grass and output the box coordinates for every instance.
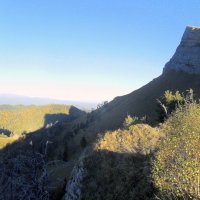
[81,124,160,200]
[96,124,160,155]
[0,135,20,149]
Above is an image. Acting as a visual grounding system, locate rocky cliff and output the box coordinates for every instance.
[163,26,200,74]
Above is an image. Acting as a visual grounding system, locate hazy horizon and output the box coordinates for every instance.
[0,93,98,103]
[0,1,200,101]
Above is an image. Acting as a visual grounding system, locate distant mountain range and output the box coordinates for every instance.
[0,94,97,110]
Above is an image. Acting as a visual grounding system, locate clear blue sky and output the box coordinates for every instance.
[0,0,200,102]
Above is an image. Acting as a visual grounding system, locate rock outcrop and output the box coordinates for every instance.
[163,26,200,74]
[65,154,88,200]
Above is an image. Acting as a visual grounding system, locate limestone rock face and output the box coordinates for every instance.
[163,26,200,74]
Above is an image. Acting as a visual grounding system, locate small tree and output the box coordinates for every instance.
[157,90,186,122]
[123,115,138,129]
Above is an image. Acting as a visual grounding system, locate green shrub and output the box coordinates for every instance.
[123,115,138,129]
[152,102,200,199]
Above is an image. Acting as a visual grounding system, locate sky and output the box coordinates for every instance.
[0,0,200,102]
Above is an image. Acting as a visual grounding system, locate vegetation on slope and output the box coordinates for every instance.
[152,101,200,199]
[65,89,200,200]
[1,88,200,200]
[89,71,200,132]
[0,104,84,136]
[0,134,19,149]
[80,124,160,200]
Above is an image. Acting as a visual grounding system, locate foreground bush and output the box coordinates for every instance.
[81,124,159,200]
[152,102,200,199]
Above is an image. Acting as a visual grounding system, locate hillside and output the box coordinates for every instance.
[64,26,200,199]
[65,124,160,200]
[0,104,85,148]
[65,100,200,200]
[92,71,200,131]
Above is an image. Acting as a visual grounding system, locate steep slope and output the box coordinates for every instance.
[94,71,200,130]
[65,124,160,200]
[90,26,200,130]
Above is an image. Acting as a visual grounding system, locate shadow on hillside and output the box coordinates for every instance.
[0,106,86,161]
[80,149,156,200]
[44,106,85,127]
[0,128,12,136]
[44,113,70,126]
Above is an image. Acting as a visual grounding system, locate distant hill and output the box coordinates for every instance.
[0,94,97,111]
[0,104,85,136]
